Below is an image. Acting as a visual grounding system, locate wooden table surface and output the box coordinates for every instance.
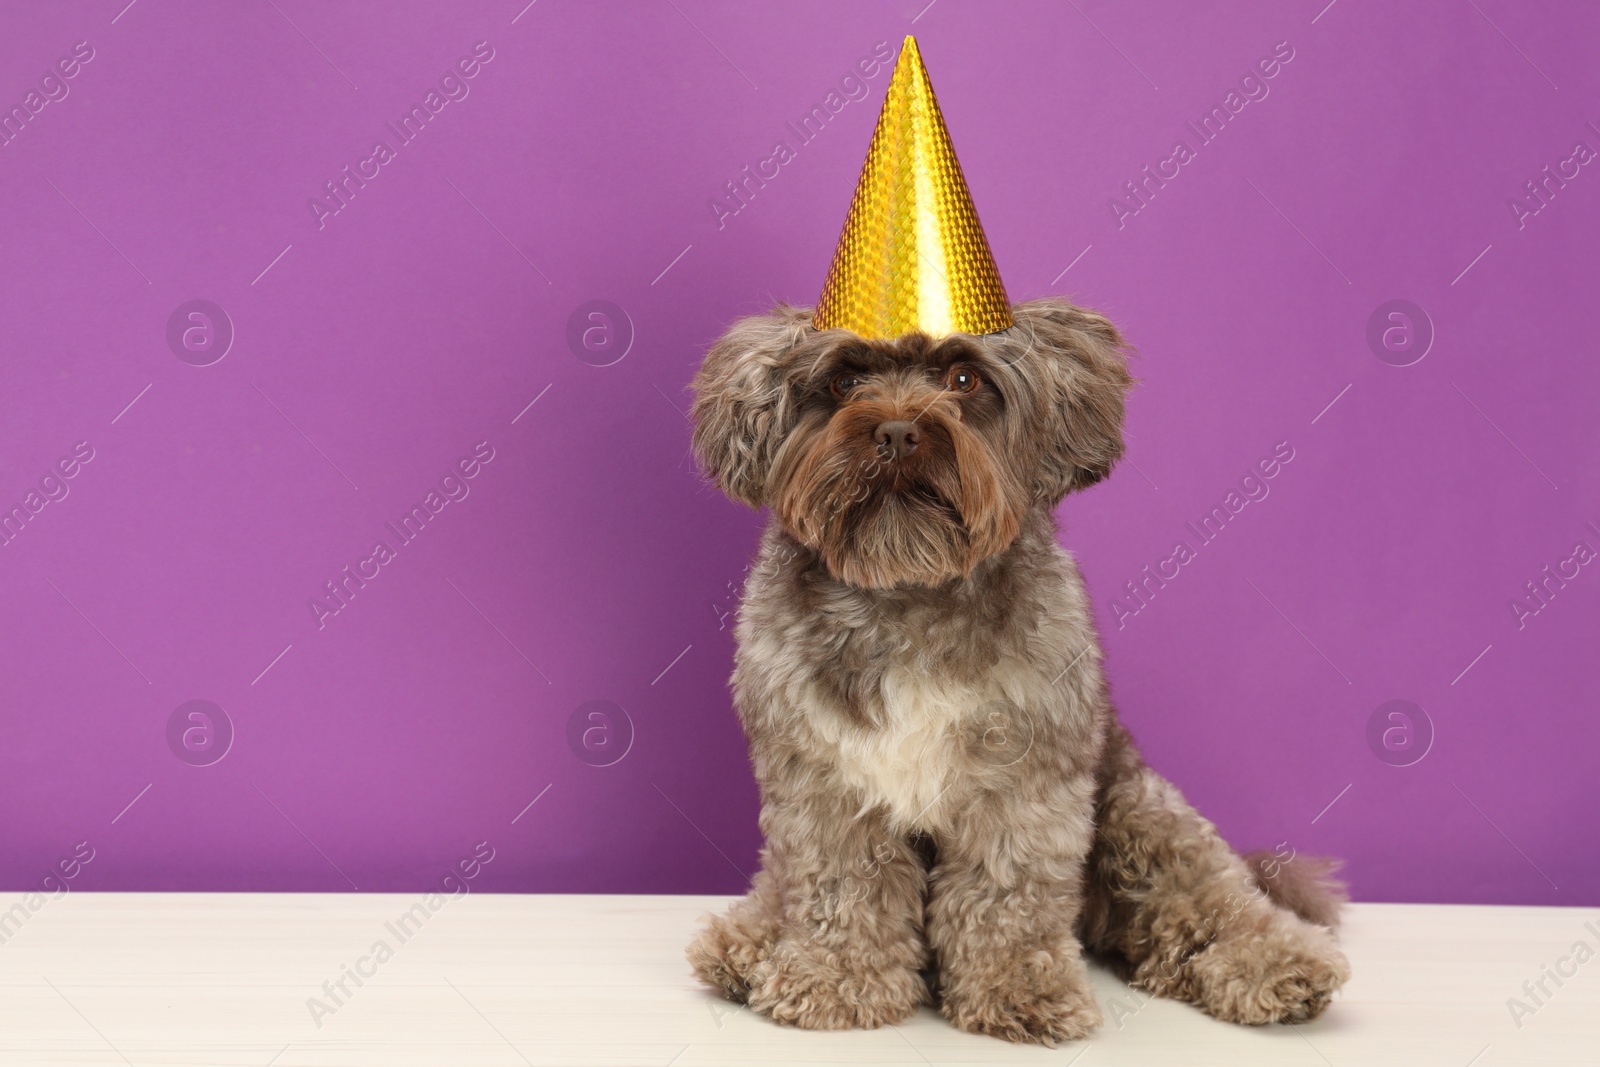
[0,894,1592,1065]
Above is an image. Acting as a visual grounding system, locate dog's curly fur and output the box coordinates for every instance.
[686,297,1350,1044]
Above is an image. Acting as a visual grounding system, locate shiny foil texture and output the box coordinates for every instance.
[812,36,1013,339]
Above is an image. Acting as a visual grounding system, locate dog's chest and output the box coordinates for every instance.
[812,666,999,832]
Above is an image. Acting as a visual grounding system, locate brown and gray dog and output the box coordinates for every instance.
[685,296,1350,1044]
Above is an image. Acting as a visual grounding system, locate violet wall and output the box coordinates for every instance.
[1,0,1596,904]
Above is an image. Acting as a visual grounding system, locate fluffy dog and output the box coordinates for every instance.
[686,297,1350,1044]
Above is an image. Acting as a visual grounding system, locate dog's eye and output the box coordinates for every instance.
[946,365,981,394]
[830,372,860,398]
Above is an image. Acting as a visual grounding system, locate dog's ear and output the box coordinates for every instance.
[690,304,812,508]
[1005,297,1135,505]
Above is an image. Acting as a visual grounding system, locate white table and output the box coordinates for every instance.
[0,894,1592,1065]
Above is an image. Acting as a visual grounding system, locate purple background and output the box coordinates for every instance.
[1,0,1595,905]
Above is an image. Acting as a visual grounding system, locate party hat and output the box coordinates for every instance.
[812,36,1012,339]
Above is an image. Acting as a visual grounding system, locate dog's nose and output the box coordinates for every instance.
[874,420,920,459]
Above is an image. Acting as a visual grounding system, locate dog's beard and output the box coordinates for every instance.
[772,404,1025,589]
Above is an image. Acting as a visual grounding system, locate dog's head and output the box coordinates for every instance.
[691,297,1133,589]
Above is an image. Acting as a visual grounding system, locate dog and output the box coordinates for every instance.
[684,296,1351,1044]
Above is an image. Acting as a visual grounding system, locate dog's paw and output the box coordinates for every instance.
[746,938,926,1030]
[1186,913,1350,1025]
[688,908,774,1002]
[940,949,1102,1046]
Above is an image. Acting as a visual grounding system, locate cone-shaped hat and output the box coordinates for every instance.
[813,37,1012,339]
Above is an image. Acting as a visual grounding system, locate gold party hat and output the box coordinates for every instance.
[813,36,1012,339]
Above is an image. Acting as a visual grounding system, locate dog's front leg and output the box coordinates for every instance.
[927,780,1103,1045]
[715,784,930,1030]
